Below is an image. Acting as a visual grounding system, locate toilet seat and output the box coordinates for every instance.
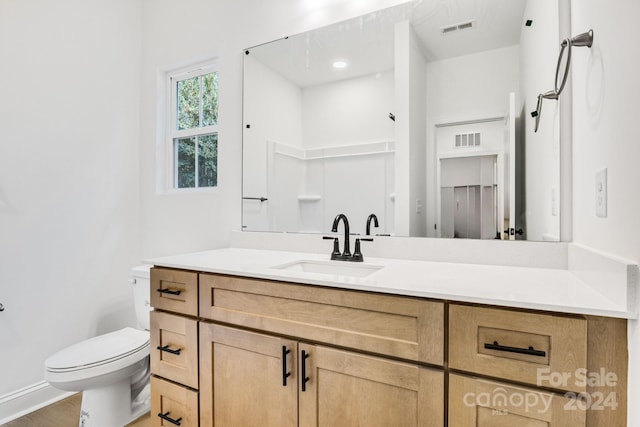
[45,328,150,389]
[46,327,149,372]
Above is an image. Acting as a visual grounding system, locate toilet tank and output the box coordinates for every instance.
[131,265,152,330]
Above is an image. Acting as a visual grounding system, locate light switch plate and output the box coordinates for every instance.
[595,168,607,218]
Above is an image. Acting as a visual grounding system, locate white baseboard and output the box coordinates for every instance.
[0,381,75,425]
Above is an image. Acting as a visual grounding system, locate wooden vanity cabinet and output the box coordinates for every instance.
[199,323,444,427]
[149,267,628,427]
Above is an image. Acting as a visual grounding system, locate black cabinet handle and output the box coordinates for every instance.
[484,341,546,357]
[157,345,182,355]
[282,346,291,386]
[157,288,181,296]
[158,411,182,426]
[301,350,310,392]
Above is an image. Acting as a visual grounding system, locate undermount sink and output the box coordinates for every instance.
[271,259,383,278]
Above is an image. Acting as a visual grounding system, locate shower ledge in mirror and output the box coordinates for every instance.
[298,195,322,202]
[269,140,395,160]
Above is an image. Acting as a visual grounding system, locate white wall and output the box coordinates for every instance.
[568,1,640,424]
[395,20,428,237]
[519,0,561,242]
[408,25,428,238]
[302,71,395,148]
[138,0,232,258]
[0,0,142,414]
[426,45,520,124]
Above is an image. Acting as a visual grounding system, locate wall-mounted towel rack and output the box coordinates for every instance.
[531,29,594,132]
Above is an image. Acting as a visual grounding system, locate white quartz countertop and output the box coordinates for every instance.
[146,247,637,319]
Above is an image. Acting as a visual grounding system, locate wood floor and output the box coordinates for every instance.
[2,394,150,427]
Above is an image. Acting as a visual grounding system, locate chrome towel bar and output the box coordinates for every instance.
[532,29,594,132]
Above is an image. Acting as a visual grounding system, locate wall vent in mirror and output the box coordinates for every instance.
[441,20,476,35]
[455,133,481,148]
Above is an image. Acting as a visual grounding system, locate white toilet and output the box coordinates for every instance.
[44,265,152,427]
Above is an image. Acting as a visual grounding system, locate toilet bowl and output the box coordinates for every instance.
[44,265,152,427]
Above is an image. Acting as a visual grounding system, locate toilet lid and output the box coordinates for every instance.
[46,327,149,371]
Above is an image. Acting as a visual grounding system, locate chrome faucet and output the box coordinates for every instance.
[366,214,379,235]
[331,214,351,259]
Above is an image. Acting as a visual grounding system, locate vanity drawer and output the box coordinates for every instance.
[199,273,444,365]
[448,373,585,426]
[151,267,198,316]
[151,376,199,427]
[449,304,587,392]
[150,311,199,389]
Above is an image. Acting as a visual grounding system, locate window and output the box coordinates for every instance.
[169,65,218,189]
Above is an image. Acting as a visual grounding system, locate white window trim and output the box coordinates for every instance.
[160,59,219,194]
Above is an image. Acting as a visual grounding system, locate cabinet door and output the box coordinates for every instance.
[199,323,298,427]
[449,374,585,427]
[298,344,443,427]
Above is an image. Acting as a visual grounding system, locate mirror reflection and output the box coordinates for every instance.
[242,0,561,241]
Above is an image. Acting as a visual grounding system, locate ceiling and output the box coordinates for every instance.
[247,0,526,88]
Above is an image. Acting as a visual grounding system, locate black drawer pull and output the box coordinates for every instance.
[157,345,182,355]
[158,411,182,426]
[301,350,310,392]
[157,288,181,295]
[484,341,546,357]
[282,346,291,386]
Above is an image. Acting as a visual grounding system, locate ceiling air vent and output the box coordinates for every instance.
[440,20,476,35]
[455,132,481,148]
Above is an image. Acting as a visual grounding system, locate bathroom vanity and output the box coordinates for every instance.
[147,247,631,426]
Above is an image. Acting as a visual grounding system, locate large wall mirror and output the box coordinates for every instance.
[243,0,562,241]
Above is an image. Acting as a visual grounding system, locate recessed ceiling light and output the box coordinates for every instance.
[332,60,347,69]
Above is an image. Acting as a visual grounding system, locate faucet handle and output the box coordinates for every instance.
[351,237,373,262]
[323,236,341,260]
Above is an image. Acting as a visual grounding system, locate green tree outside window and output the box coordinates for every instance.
[174,71,218,188]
